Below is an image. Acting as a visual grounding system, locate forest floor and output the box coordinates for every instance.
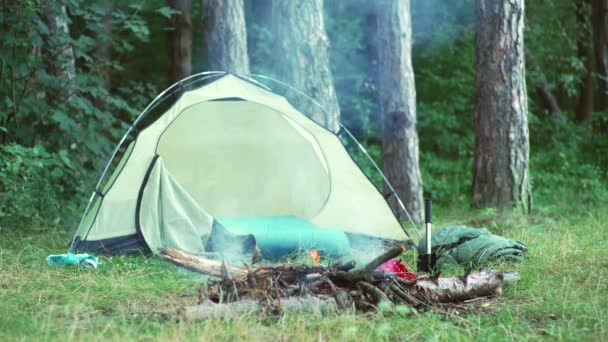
[0,202,606,341]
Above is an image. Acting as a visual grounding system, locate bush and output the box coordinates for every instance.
[0,144,83,228]
[529,113,608,206]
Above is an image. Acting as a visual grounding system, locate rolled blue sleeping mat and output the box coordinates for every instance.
[216,215,351,259]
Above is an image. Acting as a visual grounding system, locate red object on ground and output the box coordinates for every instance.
[378,259,417,280]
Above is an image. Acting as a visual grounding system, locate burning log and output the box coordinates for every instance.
[159,247,519,318]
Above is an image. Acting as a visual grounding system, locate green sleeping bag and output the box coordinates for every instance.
[417,225,528,268]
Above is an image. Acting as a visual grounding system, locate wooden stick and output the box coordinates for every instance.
[389,282,421,307]
[161,247,519,309]
[159,248,247,279]
[359,281,392,307]
[363,244,405,272]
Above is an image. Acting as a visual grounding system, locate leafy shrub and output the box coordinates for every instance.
[0,144,82,227]
[415,34,475,203]
[529,113,608,206]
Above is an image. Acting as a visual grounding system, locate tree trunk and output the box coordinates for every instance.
[535,78,561,116]
[364,7,381,132]
[472,0,531,213]
[374,0,424,223]
[575,0,595,125]
[594,0,608,110]
[167,0,192,84]
[94,5,112,109]
[201,0,250,74]
[271,0,340,133]
[41,1,75,104]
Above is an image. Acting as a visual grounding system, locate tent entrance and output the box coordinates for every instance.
[156,100,331,219]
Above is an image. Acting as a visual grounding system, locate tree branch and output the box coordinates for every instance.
[9,65,18,127]
[364,244,405,272]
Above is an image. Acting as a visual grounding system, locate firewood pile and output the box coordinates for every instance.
[159,245,519,319]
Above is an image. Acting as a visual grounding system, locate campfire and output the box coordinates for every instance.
[309,249,320,265]
[160,245,519,319]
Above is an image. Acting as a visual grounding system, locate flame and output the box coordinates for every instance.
[309,250,320,265]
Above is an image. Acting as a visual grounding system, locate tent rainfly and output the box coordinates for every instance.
[70,74,408,256]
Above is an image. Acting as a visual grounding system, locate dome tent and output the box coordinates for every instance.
[70,73,416,256]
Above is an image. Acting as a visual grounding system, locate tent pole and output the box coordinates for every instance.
[72,72,228,243]
[339,125,421,240]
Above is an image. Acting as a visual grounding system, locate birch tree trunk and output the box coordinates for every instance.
[374,0,423,222]
[201,0,250,74]
[167,0,192,84]
[594,0,608,110]
[41,1,75,104]
[271,0,340,133]
[472,0,531,213]
[94,5,112,109]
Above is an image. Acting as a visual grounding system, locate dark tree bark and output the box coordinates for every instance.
[594,0,608,110]
[41,1,75,104]
[472,0,531,213]
[576,0,595,125]
[201,0,250,74]
[167,0,192,84]
[536,78,561,116]
[94,5,112,109]
[271,0,340,132]
[374,0,423,222]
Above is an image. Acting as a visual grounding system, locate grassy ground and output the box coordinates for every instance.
[0,202,606,341]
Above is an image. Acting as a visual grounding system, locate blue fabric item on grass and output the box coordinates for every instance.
[217,216,351,258]
[46,252,99,269]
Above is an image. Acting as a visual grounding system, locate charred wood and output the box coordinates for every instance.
[160,247,518,317]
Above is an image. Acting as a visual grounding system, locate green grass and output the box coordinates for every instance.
[1,202,607,341]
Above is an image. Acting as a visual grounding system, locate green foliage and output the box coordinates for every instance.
[525,0,583,112]
[0,1,159,166]
[0,1,170,228]
[529,113,608,205]
[415,34,476,203]
[0,144,81,226]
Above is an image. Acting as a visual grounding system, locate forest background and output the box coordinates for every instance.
[1,0,607,224]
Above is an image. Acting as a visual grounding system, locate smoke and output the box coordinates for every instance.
[410,0,475,47]
[243,0,474,138]
[347,233,396,265]
[203,221,257,264]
